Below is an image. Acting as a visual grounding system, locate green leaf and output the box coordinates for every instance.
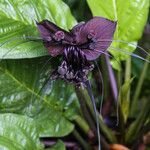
[87,0,149,69]
[0,58,79,137]
[46,140,66,150]
[35,80,79,137]
[0,113,43,150]
[0,0,77,59]
[118,78,134,123]
[36,108,75,137]
[87,0,117,20]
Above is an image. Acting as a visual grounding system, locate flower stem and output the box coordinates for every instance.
[130,56,149,116]
[75,115,95,139]
[105,54,118,101]
[75,87,96,133]
[125,57,131,112]
[85,80,101,150]
[72,129,92,150]
[76,85,117,143]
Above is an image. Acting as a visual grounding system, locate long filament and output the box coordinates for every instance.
[94,61,104,114]
[110,47,150,63]
[96,39,150,57]
[85,80,101,150]
[95,52,120,125]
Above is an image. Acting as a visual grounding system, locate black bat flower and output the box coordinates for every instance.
[37,17,117,86]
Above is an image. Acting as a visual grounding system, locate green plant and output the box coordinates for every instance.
[0,0,149,149]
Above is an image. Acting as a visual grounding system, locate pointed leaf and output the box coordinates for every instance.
[118,78,134,122]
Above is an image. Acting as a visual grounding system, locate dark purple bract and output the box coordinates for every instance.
[37,17,117,86]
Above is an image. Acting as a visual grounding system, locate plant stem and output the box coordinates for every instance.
[85,80,101,150]
[100,56,109,100]
[132,119,150,149]
[105,54,118,101]
[117,67,122,89]
[125,98,150,145]
[72,129,92,150]
[125,57,131,101]
[76,87,117,143]
[75,87,96,133]
[75,115,95,139]
[131,56,149,115]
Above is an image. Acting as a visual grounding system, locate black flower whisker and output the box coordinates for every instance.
[96,39,150,57]
[110,47,150,63]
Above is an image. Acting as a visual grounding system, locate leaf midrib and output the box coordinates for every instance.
[0,66,55,109]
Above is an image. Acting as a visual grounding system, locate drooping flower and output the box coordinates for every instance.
[37,17,117,86]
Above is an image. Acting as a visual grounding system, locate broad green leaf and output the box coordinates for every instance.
[0,113,43,150]
[46,140,66,150]
[87,0,117,20]
[0,0,77,59]
[0,58,79,137]
[87,0,149,69]
[35,80,79,137]
[36,107,74,137]
[118,78,134,123]
[0,58,41,113]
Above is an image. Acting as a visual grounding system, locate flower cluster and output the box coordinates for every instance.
[37,17,116,86]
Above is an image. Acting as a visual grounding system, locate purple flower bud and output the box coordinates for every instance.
[66,71,74,79]
[58,66,67,76]
[54,31,65,41]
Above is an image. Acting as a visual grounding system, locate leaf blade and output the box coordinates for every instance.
[0,113,44,150]
[0,0,77,59]
[0,59,79,137]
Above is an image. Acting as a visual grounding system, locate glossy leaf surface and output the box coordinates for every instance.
[0,0,77,59]
[0,58,79,137]
[0,113,43,150]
